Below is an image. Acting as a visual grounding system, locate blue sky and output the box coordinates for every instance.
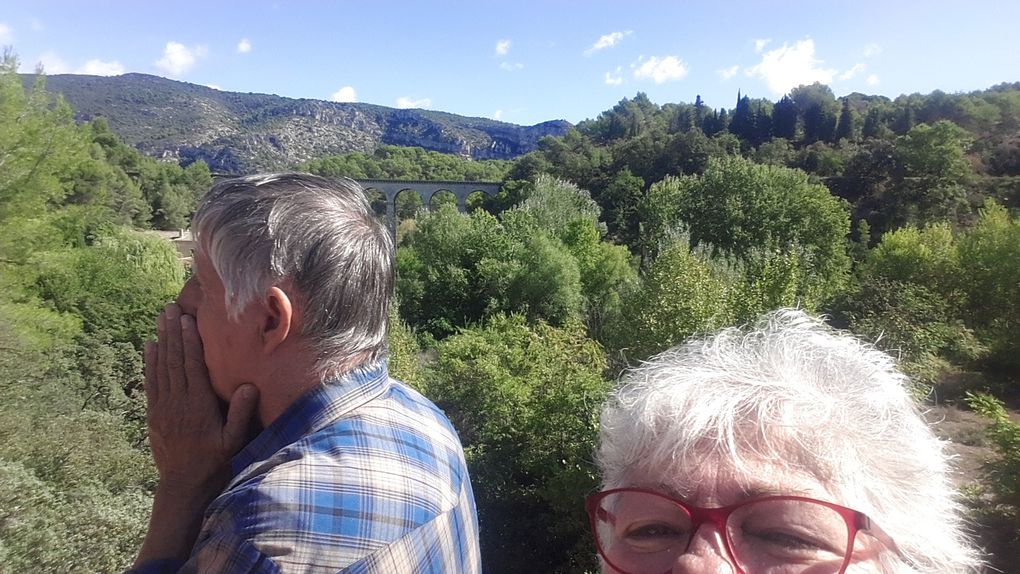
[3,1,1018,126]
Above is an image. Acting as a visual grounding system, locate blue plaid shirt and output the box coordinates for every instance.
[135,362,480,573]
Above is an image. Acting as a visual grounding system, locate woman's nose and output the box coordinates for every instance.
[670,525,735,574]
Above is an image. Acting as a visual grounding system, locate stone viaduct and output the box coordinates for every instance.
[355,179,503,239]
[209,174,503,241]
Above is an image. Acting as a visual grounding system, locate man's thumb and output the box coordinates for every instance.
[223,384,260,452]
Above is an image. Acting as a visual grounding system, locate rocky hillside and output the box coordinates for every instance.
[33,73,571,173]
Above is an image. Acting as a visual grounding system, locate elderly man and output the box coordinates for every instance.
[131,174,480,573]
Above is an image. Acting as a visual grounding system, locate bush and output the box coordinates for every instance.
[427,316,609,574]
[966,392,1020,562]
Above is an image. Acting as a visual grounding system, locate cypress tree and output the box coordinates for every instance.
[835,99,856,142]
[862,107,883,139]
[773,95,798,140]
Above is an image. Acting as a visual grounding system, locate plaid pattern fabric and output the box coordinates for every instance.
[140,362,481,573]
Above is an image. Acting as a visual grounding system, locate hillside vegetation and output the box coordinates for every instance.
[29,73,571,173]
[2,51,1019,572]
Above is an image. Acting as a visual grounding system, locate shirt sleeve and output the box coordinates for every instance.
[178,536,283,574]
[124,559,186,574]
[340,483,481,574]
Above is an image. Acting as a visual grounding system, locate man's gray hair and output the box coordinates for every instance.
[596,309,981,573]
[192,173,393,379]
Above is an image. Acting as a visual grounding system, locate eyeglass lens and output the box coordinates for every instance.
[593,491,856,574]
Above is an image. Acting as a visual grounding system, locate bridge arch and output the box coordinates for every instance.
[355,179,502,240]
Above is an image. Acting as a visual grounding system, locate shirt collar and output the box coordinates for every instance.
[231,361,390,475]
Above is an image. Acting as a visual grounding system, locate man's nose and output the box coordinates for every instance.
[670,525,735,574]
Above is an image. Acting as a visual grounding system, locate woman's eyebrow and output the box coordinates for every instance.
[647,482,691,500]
[740,485,813,500]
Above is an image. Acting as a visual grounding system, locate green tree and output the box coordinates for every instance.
[772,95,798,140]
[835,98,857,142]
[509,175,601,238]
[560,219,639,341]
[642,157,851,305]
[605,241,732,362]
[956,202,1020,371]
[0,54,87,256]
[0,308,154,573]
[965,392,1020,565]
[594,168,645,247]
[31,228,185,348]
[729,92,756,145]
[396,205,585,338]
[888,120,973,227]
[861,107,886,139]
[791,83,839,143]
[427,315,609,574]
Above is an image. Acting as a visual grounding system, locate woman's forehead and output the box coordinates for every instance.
[624,454,838,507]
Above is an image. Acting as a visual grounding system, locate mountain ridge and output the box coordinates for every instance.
[29,73,571,173]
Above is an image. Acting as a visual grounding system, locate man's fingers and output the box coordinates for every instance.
[163,304,187,388]
[180,314,209,393]
[223,385,260,454]
[156,310,171,398]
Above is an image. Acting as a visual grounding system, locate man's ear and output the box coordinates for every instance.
[260,286,293,354]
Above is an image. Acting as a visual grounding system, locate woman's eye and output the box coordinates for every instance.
[740,526,845,559]
[624,522,686,541]
[621,522,687,553]
[751,530,822,550]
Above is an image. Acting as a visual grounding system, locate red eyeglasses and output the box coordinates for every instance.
[586,488,896,574]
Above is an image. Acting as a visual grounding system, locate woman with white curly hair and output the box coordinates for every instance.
[587,309,981,573]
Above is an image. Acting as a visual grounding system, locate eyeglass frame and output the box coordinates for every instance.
[586,487,899,574]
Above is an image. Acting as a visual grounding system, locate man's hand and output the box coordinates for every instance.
[145,303,259,493]
[133,303,259,568]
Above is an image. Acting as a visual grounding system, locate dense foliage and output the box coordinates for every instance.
[426,316,608,573]
[2,49,1019,572]
[303,144,510,181]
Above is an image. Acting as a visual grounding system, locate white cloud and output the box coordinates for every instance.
[495,39,511,56]
[499,61,524,71]
[155,41,208,77]
[330,86,357,102]
[717,65,739,80]
[746,38,836,95]
[866,74,880,87]
[863,43,883,57]
[605,66,624,86]
[0,22,13,44]
[36,51,70,74]
[30,18,43,32]
[396,96,432,109]
[237,38,252,54]
[632,56,689,84]
[80,59,124,76]
[839,63,866,81]
[493,109,503,120]
[754,38,772,52]
[585,30,632,56]
[207,84,222,90]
